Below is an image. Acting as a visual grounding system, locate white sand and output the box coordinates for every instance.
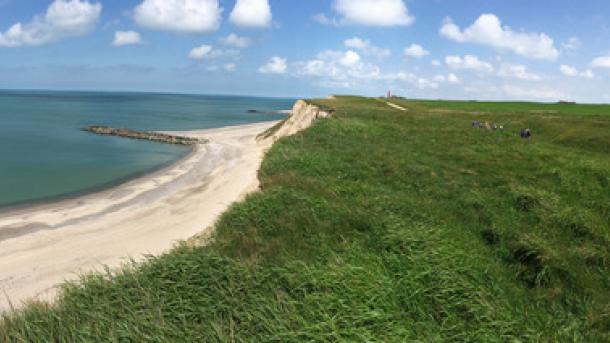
[0,121,280,312]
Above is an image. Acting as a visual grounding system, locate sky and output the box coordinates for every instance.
[1,0,610,102]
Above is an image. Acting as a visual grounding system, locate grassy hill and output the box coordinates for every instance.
[2,96,609,341]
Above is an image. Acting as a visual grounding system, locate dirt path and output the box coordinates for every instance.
[386,102,408,111]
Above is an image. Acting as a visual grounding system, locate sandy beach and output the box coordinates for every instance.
[0,120,280,312]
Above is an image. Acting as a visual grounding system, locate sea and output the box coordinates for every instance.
[0,90,294,209]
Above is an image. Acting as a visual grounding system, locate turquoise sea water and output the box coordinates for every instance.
[0,90,293,208]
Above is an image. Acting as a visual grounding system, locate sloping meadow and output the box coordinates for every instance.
[2,97,608,341]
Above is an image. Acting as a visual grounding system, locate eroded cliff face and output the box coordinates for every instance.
[261,100,331,142]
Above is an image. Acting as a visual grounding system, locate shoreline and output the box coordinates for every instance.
[0,145,195,216]
[0,145,197,242]
[0,120,281,311]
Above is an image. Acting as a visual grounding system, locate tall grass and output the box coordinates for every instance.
[2,96,608,341]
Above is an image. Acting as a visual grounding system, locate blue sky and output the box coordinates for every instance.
[1,0,610,102]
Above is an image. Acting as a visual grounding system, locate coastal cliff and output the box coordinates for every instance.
[259,99,332,141]
[84,126,207,145]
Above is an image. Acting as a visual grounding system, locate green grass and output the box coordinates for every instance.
[2,96,609,341]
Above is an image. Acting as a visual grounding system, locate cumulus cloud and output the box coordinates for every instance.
[592,55,610,68]
[434,73,460,84]
[259,56,287,74]
[340,50,361,68]
[431,59,441,67]
[445,55,494,73]
[560,65,594,78]
[134,0,222,33]
[415,78,439,89]
[295,49,440,91]
[229,0,272,28]
[344,37,367,49]
[188,44,239,60]
[0,0,101,47]
[498,64,541,81]
[344,37,390,58]
[403,44,429,58]
[447,73,460,84]
[113,30,143,46]
[317,0,414,27]
[440,14,559,60]
[220,33,250,48]
[188,44,213,59]
[297,49,379,83]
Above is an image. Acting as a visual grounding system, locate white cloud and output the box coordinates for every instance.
[229,0,272,28]
[188,44,213,59]
[561,37,581,51]
[0,0,101,47]
[403,44,429,58]
[559,65,578,76]
[300,59,327,77]
[592,55,610,68]
[344,37,367,49]
[431,59,441,67]
[498,64,541,81]
[188,45,239,60]
[323,0,414,27]
[297,50,378,82]
[259,56,287,74]
[295,49,441,91]
[447,73,460,84]
[445,55,494,73]
[416,78,439,89]
[220,33,250,48]
[344,37,390,58]
[134,0,222,33]
[340,50,361,68]
[113,30,142,46]
[560,65,594,78]
[440,14,559,60]
[434,73,460,84]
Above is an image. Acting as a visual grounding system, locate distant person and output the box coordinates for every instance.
[472,120,479,128]
[520,129,531,139]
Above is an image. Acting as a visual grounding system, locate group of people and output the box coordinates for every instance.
[472,120,504,130]
[471,120,532,139]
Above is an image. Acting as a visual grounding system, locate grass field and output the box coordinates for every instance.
[2,96,609,341]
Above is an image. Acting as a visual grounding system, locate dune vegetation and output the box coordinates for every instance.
[1,96,609,341]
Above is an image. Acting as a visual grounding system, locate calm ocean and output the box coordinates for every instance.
[0,90,293,208]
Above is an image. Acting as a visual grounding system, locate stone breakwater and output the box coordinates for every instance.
[84,126,207,145]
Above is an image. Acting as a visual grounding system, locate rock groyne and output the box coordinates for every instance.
[84,126,207,145]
